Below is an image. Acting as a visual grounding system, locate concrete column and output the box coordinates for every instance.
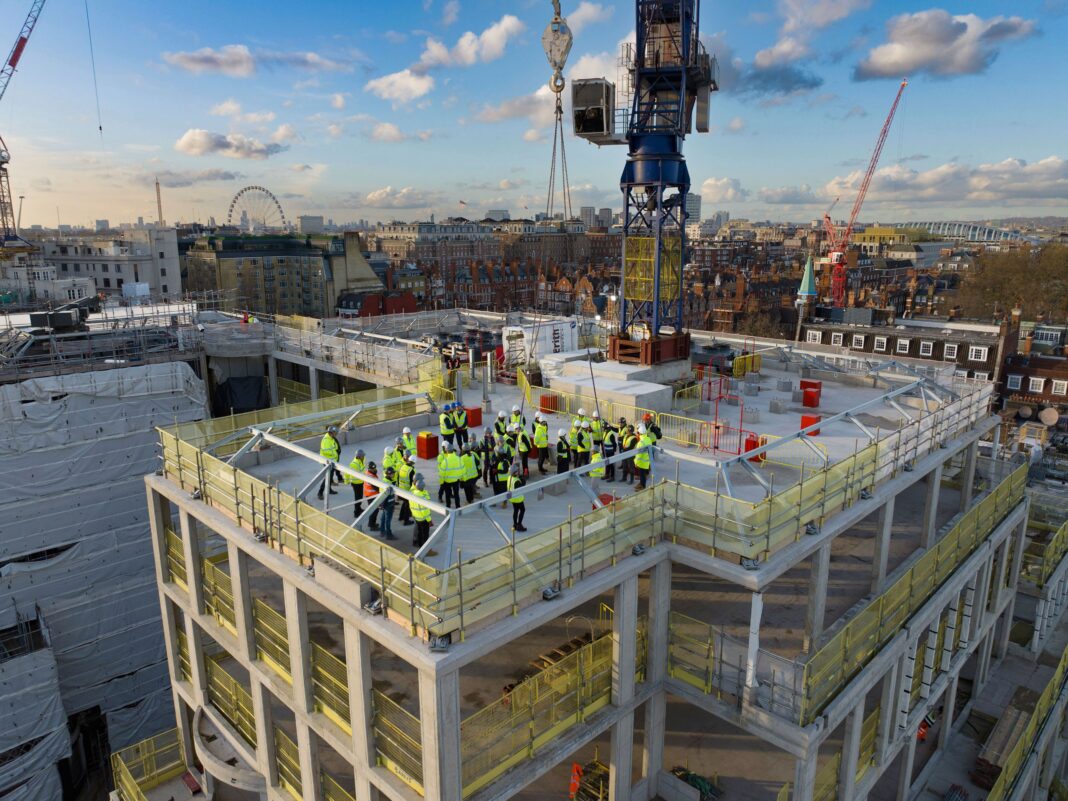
[199,353,213,417]
[898,640,918,733]
[896,736,917,801]
[960,442,978,510]
[343,621,380,801]
[283,581,313,712]
[418,668,462,801]
[309,368,320,401]
[922,463,944,549]
[938,674,959,751]
[296,722,323,801]
[804,544,831,652]
[872,497,895,594]
[252,679,279,785]
[146,489,170,588]
[792,748,819,801]
[839,705,865,801]
[973,558,993,641]
[976,632,995,694]
[268,355,280,408]
[610,575,639,801]
[184,616,210,708]
[641,562,671,799]
[744,592,765,703]
[229,543,257,663]
[877,661,899,763]
[172,695,195,774]
[179,510,204,615]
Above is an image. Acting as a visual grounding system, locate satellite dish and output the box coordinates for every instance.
[1018,406,1033,419]
[1039,407,1060,427]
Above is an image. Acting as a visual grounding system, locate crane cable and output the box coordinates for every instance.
[83,0,103,138]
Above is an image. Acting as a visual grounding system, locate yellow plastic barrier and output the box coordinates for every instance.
[988,643,1068,801]
[110,728,187,801]
[274,728,302,801]
[311,643,351,734]
[372,690,424,794]
[206,654,257,747]
[800,463,1026,724]
[253,598,291,682]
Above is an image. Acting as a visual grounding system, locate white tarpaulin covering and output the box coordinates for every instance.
[0,362,205,786]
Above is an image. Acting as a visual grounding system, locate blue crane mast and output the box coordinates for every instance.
[575,0,717,364]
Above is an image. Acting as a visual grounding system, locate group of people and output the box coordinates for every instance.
[314,398,660,544]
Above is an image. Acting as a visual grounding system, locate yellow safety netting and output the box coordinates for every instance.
[622,235,682,303]
[800,463,1026,724]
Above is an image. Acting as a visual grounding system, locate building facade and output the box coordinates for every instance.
[40,228,181,299]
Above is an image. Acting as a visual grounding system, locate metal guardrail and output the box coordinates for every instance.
[274,728,302,801]
[321,772,357,801]
[311,643,350,733]
[202,557,237,635]
[253,598,291,682]
[1022,518,1068,589]
[110,728,187,801]
[164,527,186,589]
[176,630,192,683]
[206,654,257,748]
[813,752,840,801]
[372,690,424,794]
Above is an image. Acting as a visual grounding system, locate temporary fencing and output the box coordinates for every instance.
[673,383,702,412]
[206,654,257,748]
[813,752,841,801]
[164,526,186,589]
[110,728,187,801]
[201,556,237,636]
[175,630,191,683]
[321,772,357,801]
[799,463,1026,724]
[276,377,339,404]
[856,706,880,783]
[310,643,350,733]
[253,598,291,682]
[274,727,302,801]
[1022,517,1068,589]
[987,643,1068,801]
[372,690,424,794]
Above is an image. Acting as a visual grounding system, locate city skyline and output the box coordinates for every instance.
[7,0,1067,228]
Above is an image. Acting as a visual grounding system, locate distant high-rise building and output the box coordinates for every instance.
[597,208,612,228]
[298,215,325,234]
[94,219,110,232]
[486,209,511,221]
[136,216,144,228]
[579,206,596,229]
[684,193,701,223]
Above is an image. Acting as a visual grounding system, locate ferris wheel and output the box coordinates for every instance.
[226,186,288,232]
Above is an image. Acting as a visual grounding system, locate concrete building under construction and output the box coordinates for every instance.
[109,308,1068,801]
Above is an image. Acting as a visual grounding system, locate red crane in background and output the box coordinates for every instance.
[825,78,908,307]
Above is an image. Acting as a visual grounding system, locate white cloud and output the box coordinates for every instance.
[271,124,299,144]
[700,177,748,203]
[726,116,746,133]
[370,122,407,142]
[154,168,244,188]
[442,0,460,26]
[163,44,352,76]
[498,178,527,190]
[331,93,347,110]
[757,184,820,204]
[523,128,545,142]
[823,156,1068,205]
[174,129,287,160]
[569,2,614,34]
[384,30,408,44]
[855,11,1038,79]
[210,99,242,117]
[326,123,344,139]
[754,0,871,68]
[365,69,435,103]
[363,186,437,209]
[417,14,525,70]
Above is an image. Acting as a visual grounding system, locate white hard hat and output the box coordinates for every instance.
[637,424,647,434]
[582,421,590,429]
[577,407,586,416]
[403,426,411,434]
[534,411,542,420]
[498,410,506,418]
[512,404,520,413]
[592,411,599,418]
[443,441,453,450]
[558,429,567,437]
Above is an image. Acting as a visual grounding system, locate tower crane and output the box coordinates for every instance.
[575,0,718,364]
[825,78,907,307]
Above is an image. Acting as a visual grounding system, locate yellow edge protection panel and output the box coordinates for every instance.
[274,728,302,801]
[110,728,187,801]
[311,643,351,734]
[800,463,1026,725]
[372,690,424,794]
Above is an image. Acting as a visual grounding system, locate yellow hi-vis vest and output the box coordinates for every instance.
[507,474,525,504]
[320,434,339,461]
[439,411,454,435]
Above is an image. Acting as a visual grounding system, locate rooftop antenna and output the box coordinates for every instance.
[155,177,164,227]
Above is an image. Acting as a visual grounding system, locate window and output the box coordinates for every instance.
[158,251,165,259]
[944,343,958,360]
[830,332,844,346]
[954,369,969,378]
[161,285,168,293]
[160,268,167,276]
[61,263,68,272]
[73,264,80,272]
[1054,380,1068,396]
[896,338,911,354]
[968,346,989,362]
[102,278,110,288]
[919,341,934,357]
[807,330,822,344]
[874,336,887,352]
[974,372,990,382]
[115,265,121,273]
[1029,377,1046,393]
[1035,330,1060,344]
[1006,375,1023,390]
[116,279,123,288]
[852,334,865,349]
[101,265,108,273]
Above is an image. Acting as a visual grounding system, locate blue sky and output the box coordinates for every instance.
[9,0,1068,227]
